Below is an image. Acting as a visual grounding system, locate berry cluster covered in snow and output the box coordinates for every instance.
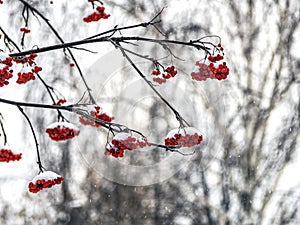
[164,127,203,148]
[28,171,64,193]
[0,146,22,162]
[191,44,230,81]
[105,132,150,158]
[152,66,178,84]
[46,122,80,141]
[79,105,114,127]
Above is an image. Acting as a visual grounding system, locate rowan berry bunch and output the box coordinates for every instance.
[0,64,13,87]
[152,65,178,84]
[0,52,13,86]
[16,65,42,84]
[165,127,203,148]
[0,52,43,85]
[13,53,38,66]
[28,171,64,193]
[46,122,80,142]
[191,43,230,81]
[0,52,13,67]
[0,146,22,162]
[83,6,110,23]
[79,105,114,127]
[105,132,150,158]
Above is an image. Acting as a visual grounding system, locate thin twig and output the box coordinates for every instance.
[17,106,45,173]
[112,41,190,127]
[0,114,7,145]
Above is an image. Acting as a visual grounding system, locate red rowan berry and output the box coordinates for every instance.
[20,27,31,33]
[152,69,160,75]
[54,98,67,106]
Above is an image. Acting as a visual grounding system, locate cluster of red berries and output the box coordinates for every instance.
[11,54,42,84]
[191,44,230,81]
[152,66,177,84]
[16,65,42,84]
[33,65,42,73]
[0,64,13,87]
[207,54,224,63]
[28,171,64,193]
[0,52,43,87]
[191,62,213,81]
[0,147,22,162]
[0,1,3,4]
[0,52,13,87]
[105,132,150,158]
[54,98,66,106]
[20,27,31,34]
[0,52,13,66]
[83,6,110,23]
[164,127,203,148]
[46,122,80,141]
[79,105,114,127]
[13,53,38,66]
